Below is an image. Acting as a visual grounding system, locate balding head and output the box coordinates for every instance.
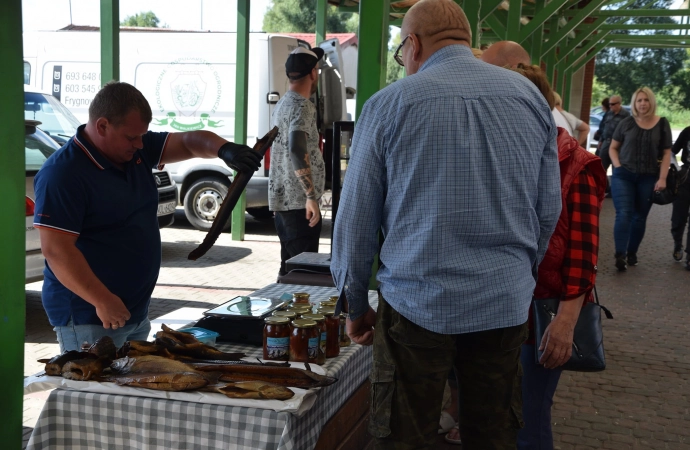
[609,95,623,114]
[400,0,472,74]
[481,41,531,68]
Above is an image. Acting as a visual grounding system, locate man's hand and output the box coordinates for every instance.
[305,199,321,227]
[94,294,132,330]
[346,306,376,346]
[218,142,262,172]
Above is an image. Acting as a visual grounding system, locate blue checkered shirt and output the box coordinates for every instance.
[331,45,561,334]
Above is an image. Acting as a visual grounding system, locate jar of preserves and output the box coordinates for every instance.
[329,295,339,303]
[302,313,327,364]
[287,305,313,315]
[272,310,297,320]
[290,319,319,364]
[319,300,337,309]
[339,313,351,347]
[316,308,340,358]
[292,292,310,304]
[263,316,291,361]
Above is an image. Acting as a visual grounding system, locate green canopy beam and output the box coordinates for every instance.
[484,13,507,41]
[506,0,522,42]
[561,31,610,72]
[607,35,690,42]
[558,18,607,61]
[529,0,546,65]
[0,0,25,446]
[595,8,690,17]
[100,0,119,84]
[602,23,690,31]
[463,0,481,48]
[480,0,505,22]
[518,0,568,43]
[571,42,608,74]
[541,0,609,56]
[356,0,389,119]
[231,0,250,240]
[316,0,327,44]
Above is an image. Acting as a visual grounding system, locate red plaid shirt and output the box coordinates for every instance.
[561,167,600,301]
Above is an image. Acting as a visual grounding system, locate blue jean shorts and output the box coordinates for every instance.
[54,317,151,352]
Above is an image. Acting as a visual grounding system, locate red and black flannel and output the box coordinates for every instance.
[561,167,600,301]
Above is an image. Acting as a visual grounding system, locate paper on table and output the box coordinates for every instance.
[23,361,324,416]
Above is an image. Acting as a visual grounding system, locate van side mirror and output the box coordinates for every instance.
[267,92,280,104]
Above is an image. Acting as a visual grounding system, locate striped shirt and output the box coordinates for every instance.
[331,45,562,334]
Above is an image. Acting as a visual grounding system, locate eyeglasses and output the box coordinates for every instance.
[609,102,620,106]
[394,35,410,66]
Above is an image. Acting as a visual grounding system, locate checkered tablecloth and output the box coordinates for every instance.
[26,284,378,450]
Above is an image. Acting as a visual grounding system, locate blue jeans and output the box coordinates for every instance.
[611,166,657,255]
[55,317,151,352]
[517,344,563,450]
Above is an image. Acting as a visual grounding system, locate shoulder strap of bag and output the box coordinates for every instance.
[593,286,614,319]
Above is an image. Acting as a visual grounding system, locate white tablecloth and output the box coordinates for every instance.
[26,284,378,450]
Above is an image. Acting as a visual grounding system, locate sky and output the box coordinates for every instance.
[22,0,273,32]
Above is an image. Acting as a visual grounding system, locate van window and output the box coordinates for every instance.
[24,61,31,85]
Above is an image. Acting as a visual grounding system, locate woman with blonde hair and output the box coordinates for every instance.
[609,87,672,270]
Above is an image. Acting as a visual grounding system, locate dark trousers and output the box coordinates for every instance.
[517,344,563,450]
[274,209,322,276]
[671,181,690,258]
[370,295,528,450]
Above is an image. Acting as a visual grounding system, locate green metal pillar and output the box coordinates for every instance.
[316,0,327,45]
[463,0,481,48]
[529,0,545,65]
[0,1,26,447]
[562,68,572,110]
[100,0,119,84]
[355,0,389,119]
[231,0,250,241]
[506,0,522,42]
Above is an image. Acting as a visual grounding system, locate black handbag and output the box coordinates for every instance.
[532,287,613,372]
[653,164,688,205]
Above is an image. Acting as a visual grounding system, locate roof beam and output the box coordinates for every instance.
[518,0,569,43]
[595,8,690,17]
[560,31,610,71]
[480,0,505,22]
[506,0,522,41]
[571,42,607,73]
[541,0,609,55]
[602,23,690,30]
[484,11,507,41]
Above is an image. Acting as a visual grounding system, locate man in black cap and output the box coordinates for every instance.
[268,47,327,277]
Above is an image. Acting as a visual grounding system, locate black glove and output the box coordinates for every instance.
[217,142,262,173]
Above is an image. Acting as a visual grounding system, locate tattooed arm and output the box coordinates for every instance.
[289,130,321,227]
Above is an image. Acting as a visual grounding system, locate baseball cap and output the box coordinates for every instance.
[285,47,325,81]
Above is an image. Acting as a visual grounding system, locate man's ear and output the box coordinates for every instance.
[95,117,109,137]
[411,34,423,63]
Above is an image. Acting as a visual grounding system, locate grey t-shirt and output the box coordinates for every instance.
[268,91,325,211]
[613,116,672,175]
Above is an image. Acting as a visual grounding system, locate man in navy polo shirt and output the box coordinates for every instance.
[34,81,261,352]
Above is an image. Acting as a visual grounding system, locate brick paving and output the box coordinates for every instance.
[22,198,690,449]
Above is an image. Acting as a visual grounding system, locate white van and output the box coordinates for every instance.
[23,28,349,231]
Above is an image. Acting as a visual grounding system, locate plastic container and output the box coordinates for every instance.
[176,327,221,346]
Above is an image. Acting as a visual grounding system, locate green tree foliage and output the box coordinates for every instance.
[594,0,686,101]
[387,31,405,86]
[591,76,612,109]
[263,0,357,33]
[121,11,165,28]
